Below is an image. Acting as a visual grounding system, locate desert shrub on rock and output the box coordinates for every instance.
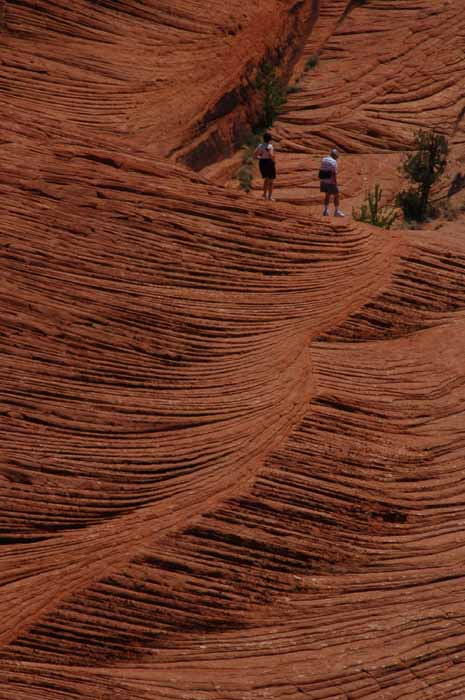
[236,131,264,192]
[353,184,398,229]
[397,129,448,222]
[304,54,319,71]
[255,61,286,129]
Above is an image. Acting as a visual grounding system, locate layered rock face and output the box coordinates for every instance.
[237,0,465,212]
[0,0,316,165]
[2,2,465,700]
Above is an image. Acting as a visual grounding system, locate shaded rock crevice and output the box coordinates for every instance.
[178,0,326,171]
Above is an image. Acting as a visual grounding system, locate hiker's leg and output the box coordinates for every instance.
[323,192,330,215]
[266,179,273,199]
[334,191,345,216]
[268,179,274,201]
[262,178,268,199]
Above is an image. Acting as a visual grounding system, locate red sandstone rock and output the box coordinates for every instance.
[1,2,465,700]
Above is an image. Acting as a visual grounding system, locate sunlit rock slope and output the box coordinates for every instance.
[2,2,465,700]
[0,0,315,167]
[251,0,465,213]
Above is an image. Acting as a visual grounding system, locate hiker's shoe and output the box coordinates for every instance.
[334,210,345,217]
[322,210,329,216]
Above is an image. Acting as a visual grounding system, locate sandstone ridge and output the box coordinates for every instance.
[1,2,465,700]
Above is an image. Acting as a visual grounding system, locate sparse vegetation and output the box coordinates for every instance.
[237,164,253,192]
[235,131,263,192]
[235,54,308,191]
[397,129,449,222]
[304,54,319,71]
[236,60,287,191]
[286,84,302,95]
[352,184,398,229]
[255,61,286,129]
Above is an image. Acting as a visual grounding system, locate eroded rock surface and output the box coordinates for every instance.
[269,0,465,212]
[2,2,465,700]
[0,0,315,167]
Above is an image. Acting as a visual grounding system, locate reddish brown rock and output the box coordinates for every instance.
[0,0,316,168]
[268,0,465,214]
[2,2,465,700]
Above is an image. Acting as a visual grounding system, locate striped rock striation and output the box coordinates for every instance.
[1,2,465,700]
[0,0,317,167]
[261,0,465,212]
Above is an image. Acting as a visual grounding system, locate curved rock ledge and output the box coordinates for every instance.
[1,2,465,700]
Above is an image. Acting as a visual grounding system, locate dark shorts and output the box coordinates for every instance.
[320,181,339,194]
[259,158,276,180]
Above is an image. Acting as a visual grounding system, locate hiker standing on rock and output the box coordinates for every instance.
[255,132,276,201]
[319,148,344,217]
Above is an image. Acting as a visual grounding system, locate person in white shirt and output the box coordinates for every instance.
[254,132,276,201]
[319,148,344,216]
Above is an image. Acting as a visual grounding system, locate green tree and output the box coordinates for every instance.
[397,129,448,222]
[352,184,398,229]
[255,62,286,129]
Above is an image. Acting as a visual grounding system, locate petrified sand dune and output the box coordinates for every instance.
[0,0,315,165]
[2,1,465,700]
[266,0,465,210]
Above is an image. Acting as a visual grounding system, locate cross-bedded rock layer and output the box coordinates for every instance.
[265,0,465,212]
[0,0,316,167]
[1,2,465,700]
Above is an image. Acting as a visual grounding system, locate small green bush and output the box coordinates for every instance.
[305,54,319,71]
[237,165,253,192]
[397,129,448,222]
[396,189,425,222]
[286,84,302,94]
[353,184,398,229]
[243,131,262,149]
[255,61,286,129]
[235,130,264,193]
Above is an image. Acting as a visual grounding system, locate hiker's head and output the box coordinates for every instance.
[330,147,339,159]
[264,132,272,143]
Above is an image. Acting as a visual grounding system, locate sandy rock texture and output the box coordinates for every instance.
[241,0,465,215]
[0,0,315,167]
[2,2,465,700]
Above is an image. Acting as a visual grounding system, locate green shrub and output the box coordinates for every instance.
[243,131,262,149]
[397,129,448,222]
[353,184,398,229]
[255,61,286,128]
[286,84,302,94]
[304,54,319,71]
[235,130,264,193]
[237,165,253,192]
[396,189,425,222]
